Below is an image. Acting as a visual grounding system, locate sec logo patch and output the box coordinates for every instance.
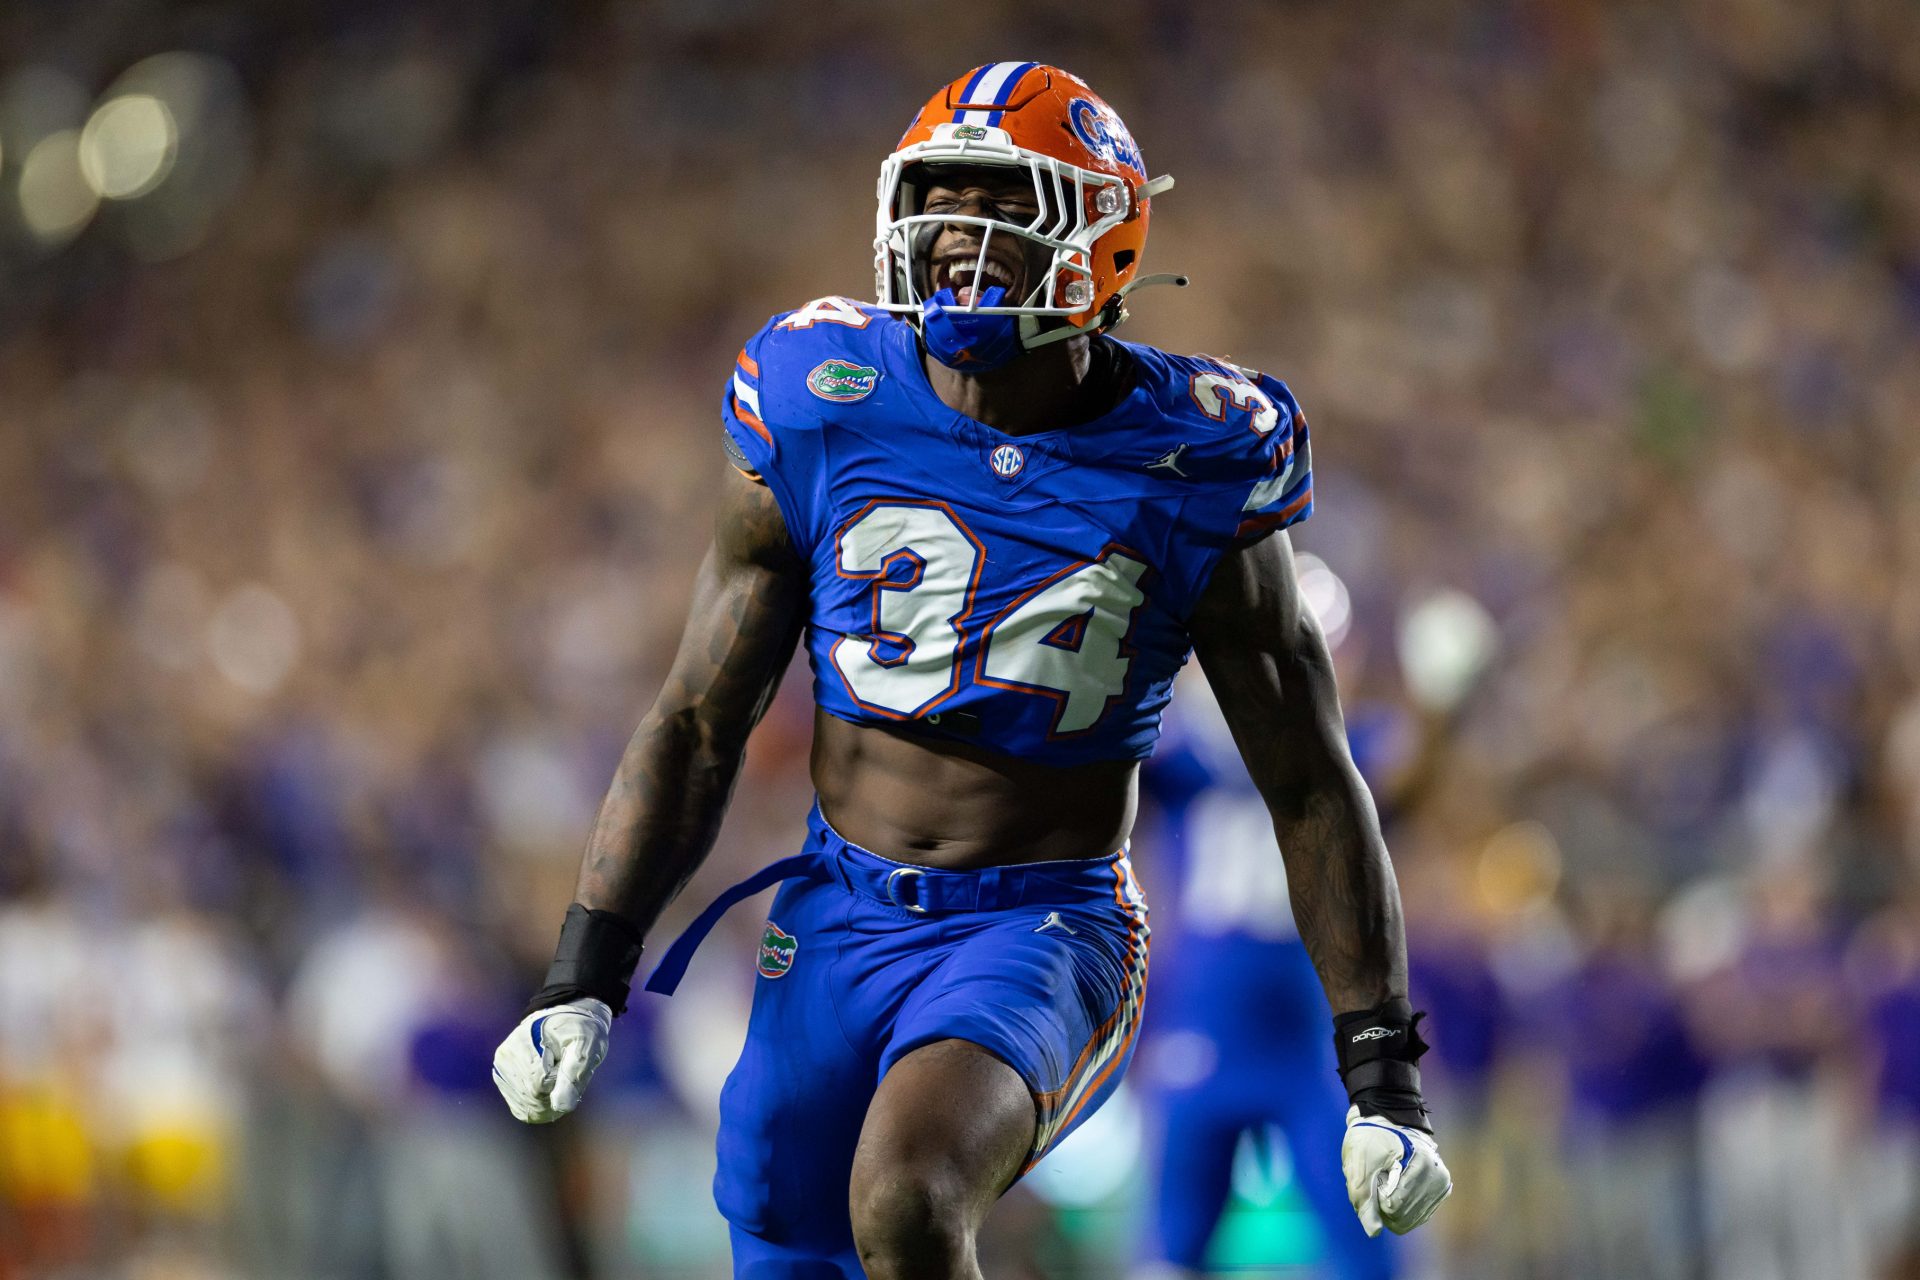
[757,920,798,977]
[990,444,1025,479]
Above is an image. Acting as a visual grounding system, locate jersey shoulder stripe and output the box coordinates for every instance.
[720,300,896,550]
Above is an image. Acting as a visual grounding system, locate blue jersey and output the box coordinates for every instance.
[1143,676,1329,1049]
[1137,679,1399,1279]
[720,297,1313,766]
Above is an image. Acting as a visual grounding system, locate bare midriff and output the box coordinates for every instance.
[810,711,1139,869]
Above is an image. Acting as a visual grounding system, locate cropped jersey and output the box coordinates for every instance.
[720,296,1313,767]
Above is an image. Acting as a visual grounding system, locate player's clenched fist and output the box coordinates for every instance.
[1331,996,1452,1235]
[492,998,612,1123]
[497,901,646,1123]
[1341,1105,1452,1236]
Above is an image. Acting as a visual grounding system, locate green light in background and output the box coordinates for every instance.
[1205,1125,1324,1271]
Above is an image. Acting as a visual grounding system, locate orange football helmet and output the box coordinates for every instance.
[874,63,1186,349]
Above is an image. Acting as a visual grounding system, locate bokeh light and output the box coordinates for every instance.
[16,128,98,244]
[1477,820,1565,917]
[92,51,252,260]
[78,94,178,199]
[205,584,300,694]
[1294,552,1352,649]
[1026,1082,1144,1208]
[1398,588,1500,713]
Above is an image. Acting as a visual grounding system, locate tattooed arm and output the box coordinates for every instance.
[575,462,808,931]
[1190,530,1452,1222]
[491,464,806,1124]
[1187,529,1405,1014]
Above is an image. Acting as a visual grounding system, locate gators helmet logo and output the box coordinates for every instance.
[807,358,881,402]
[1066,97,1146,173]
[757,921,798,978]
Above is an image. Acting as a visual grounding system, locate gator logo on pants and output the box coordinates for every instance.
[757,921,798,978]
[806,359,881,402]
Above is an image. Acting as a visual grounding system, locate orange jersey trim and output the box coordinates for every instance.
[1235,489,1312,539]
[1025,859,1149,1171]
[733,397,773,446]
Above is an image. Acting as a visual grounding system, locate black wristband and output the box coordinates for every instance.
[524,903,646,1018]
[1333,997,1434,1132]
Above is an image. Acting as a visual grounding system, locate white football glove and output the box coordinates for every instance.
[1342,1105,1452,1236]
[491,998,612,1123]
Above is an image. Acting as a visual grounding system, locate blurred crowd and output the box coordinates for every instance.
[0,0,1917,1276]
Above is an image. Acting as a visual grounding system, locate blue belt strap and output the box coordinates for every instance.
[643,852,826,996]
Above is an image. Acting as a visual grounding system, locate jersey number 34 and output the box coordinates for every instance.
[830,501,1148,736]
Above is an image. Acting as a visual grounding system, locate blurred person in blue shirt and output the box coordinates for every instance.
[1131,672,1415,1279]
[1684,865,1865,1280]
[1544,881,1708,1280]
[1401,862,1509,1280]
[1847,889,1920,1276]
[1127,584,1501,1277]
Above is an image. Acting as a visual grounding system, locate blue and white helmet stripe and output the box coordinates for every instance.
[952,62,1038,127]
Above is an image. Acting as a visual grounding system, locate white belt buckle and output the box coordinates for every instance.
[886,866,929,914]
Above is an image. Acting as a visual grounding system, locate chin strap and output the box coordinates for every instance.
[1021,272,1190,350]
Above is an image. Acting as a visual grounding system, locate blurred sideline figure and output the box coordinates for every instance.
[1130,669,1402,1280]
[0,877,269,1276]
[492,63,1449,1278]
[1130,589,1496,1278]
[267,902,565,1278]
[1852,891,1920,1280]
[1544,882,1708,1280]
[1686,866,1866,1280]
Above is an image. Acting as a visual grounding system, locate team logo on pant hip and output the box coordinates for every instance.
[807,359,881,402]
[757,921,799,977]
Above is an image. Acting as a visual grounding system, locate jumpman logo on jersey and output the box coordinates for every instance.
[1147,443,1191,477]
[1034,911,1078,936]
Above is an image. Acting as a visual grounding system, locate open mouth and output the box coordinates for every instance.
[933,254,1021,307]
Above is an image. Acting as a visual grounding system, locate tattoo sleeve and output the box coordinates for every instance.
[573,463,807,933]
[1188,531,1408,1014]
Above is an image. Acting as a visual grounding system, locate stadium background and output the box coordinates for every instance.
[1,0,1917,1276]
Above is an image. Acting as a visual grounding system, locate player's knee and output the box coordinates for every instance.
[849,1162,973,1278]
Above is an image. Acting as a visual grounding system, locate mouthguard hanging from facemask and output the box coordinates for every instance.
[920,285,1025,371]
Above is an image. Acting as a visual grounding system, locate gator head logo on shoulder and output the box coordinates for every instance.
[807,359,882,403]
[757,921,799,978]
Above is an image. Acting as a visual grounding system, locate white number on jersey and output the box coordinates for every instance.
[832,504,980,716]
[1181,791,1296,939]
[831,504,1148,733]
[980,551,1149,733]
[1188,371,1278,435]
[778,296,875,329]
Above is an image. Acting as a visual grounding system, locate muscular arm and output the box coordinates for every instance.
[1188,530,1406,1013]
[575,464,807,932]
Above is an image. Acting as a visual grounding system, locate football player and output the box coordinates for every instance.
[1133,673,1405,1280]
[493,64,1451,1279]
[1135,594,1497,1278]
